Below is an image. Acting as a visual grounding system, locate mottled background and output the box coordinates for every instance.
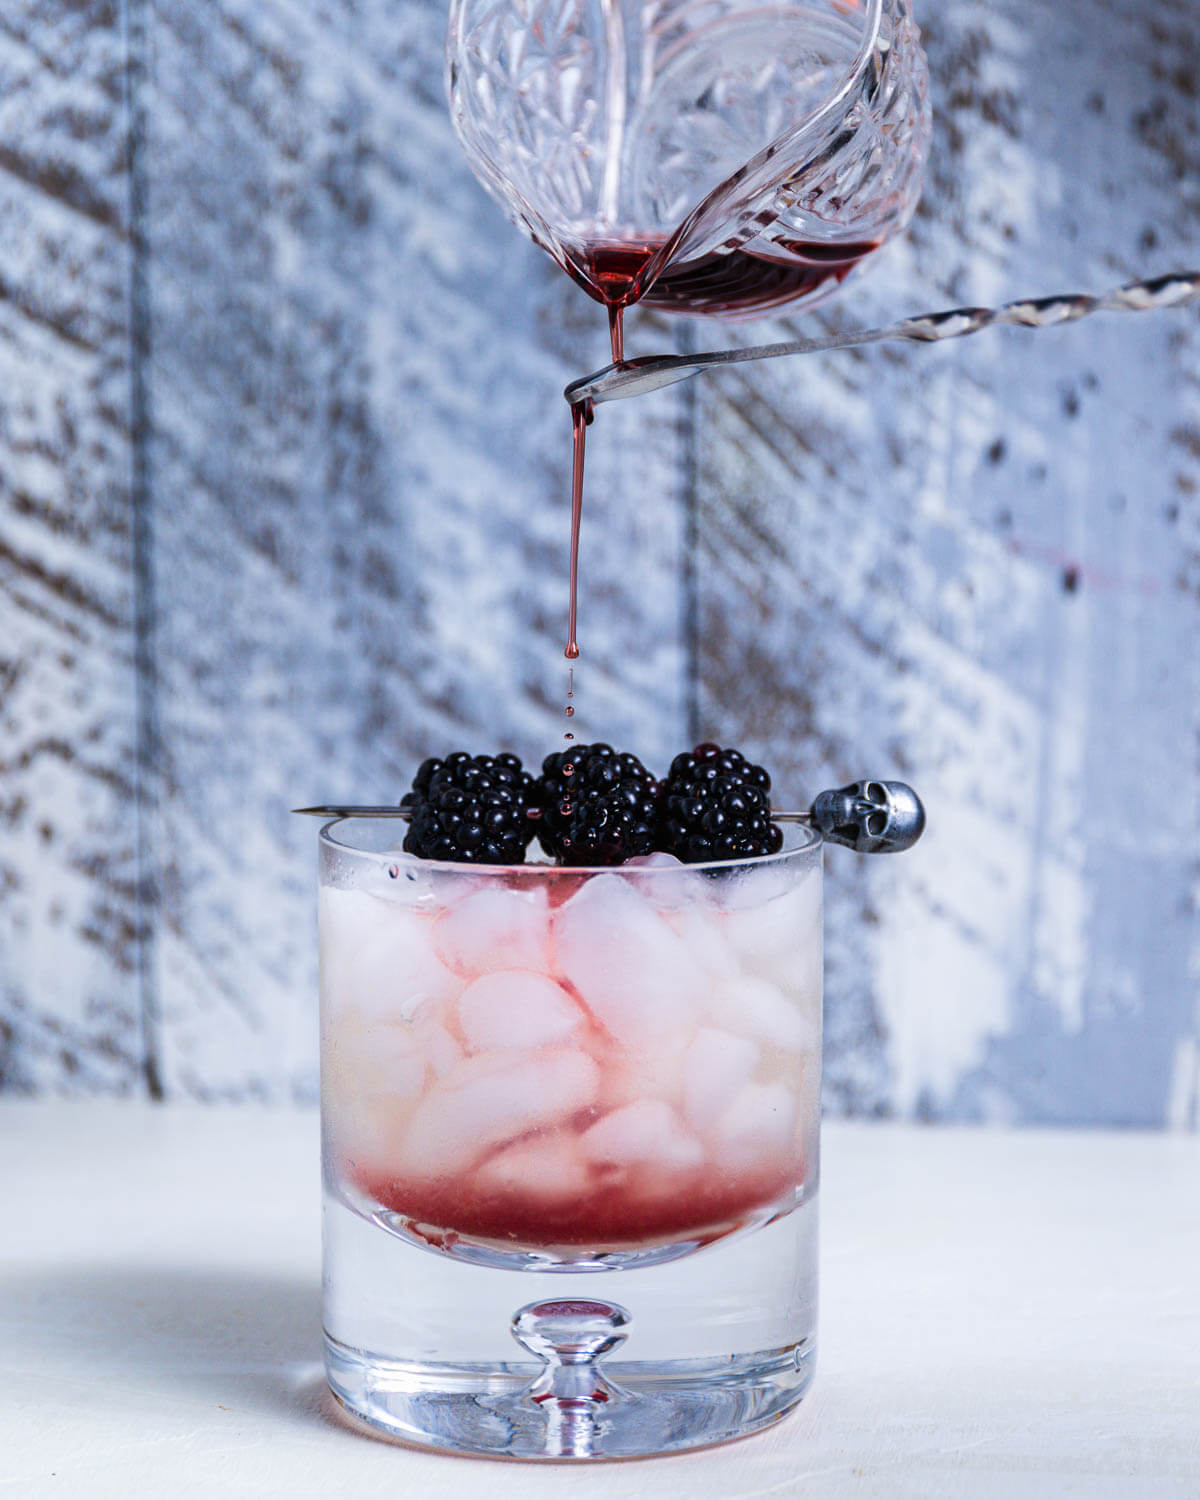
[1,0,1197,1124]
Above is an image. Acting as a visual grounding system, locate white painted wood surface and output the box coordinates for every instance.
[3,1102,1198,1496]
[1,0,1198,1121]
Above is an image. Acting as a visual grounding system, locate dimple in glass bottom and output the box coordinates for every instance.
[326,1334,816,1460]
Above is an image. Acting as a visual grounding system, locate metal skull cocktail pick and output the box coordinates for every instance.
[294,780,926,854]
[808,780,926,854]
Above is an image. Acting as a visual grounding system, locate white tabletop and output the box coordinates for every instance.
[2,1103,1196,1498]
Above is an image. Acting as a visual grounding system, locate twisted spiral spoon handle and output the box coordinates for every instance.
[564,268,1200,408]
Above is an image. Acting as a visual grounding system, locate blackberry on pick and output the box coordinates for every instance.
[535,742,660,866]
[658,742,783,863]
[401,751,537,864]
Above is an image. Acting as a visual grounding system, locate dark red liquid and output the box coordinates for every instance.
[357,1160,798,1252]
[568,237,879,322]
[565,403,592,660]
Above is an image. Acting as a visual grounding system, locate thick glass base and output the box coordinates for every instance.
[325,1333,816,1459]
[322,1172,818,1459]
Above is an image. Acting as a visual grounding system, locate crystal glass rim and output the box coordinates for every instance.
[319,816,822,876]
[788,0,885,137]
[703,0,889,198]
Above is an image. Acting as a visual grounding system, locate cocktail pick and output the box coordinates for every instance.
[805,779,925,854]
[293,779,925,854]
[563,268,1200,408]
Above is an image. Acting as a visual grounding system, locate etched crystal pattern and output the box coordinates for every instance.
[447,0,930,293]
[762,0,931,250]
[449,0,608,248]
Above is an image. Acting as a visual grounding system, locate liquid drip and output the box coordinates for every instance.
[560,235,878,667]
[565,404,592,660]
[607,304,625,363]
[563,665,576,745]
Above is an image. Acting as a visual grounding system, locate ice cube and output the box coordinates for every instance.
[748,940,824,1007]
[320,887,460,1025]
[434,885,550,977]
[320,885,384,968]
[712,975,815,1052]
[327,1091,419,1174]
[721,869,822,963]
[419,1019,463,1077]
[553,871,639,922]
[395,1046,600,1179]
[666,904,740,982]
[709,1083,798,1173]
[474,1133,590,1202]
[709,859,797,912]
[457,970,584,1053]
[599,1039,690,1114]
[356,1023,429,1100]
[323,1031,428,1172]
[323,1014,446,1161]
[623,851,709,910]
[554,875,707,1048]
[680,1027,761,1132]
[579,1099,704,1170]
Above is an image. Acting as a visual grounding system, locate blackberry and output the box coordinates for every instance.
[401,751,537,864]
[535,742,660,866]
[657,742,783,863]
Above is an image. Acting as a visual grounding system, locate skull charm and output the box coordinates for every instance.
[809,780,926,854]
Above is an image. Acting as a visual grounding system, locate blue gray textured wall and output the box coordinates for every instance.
[1,0,1197,1122]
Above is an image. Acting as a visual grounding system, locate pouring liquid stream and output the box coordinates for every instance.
[562,236,879,674]
[565,401,592,664]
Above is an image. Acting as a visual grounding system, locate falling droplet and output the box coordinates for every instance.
[563,668,577,748]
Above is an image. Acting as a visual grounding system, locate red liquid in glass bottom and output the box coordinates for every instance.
[357,1159,799,1251]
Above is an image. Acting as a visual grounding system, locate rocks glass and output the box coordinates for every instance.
[319,817,822,1458]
